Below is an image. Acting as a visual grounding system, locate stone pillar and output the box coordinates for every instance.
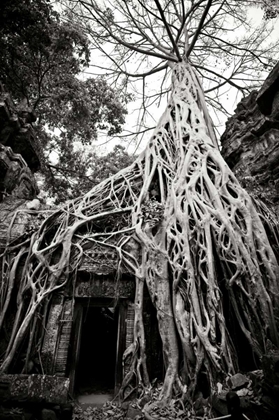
[41,295,64,374]
[54,299,74,376]
[125,302,135,349]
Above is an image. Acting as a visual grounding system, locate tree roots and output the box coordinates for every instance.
[1,60,279,403]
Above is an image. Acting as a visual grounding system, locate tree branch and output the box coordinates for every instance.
[200,30,270,67]
[174,0,207,45]
[154,0,182,61]
[194,64,250,92]
[79,0,177,62]
[186,0,213,57]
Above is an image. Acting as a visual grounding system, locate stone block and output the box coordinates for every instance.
[228,373,249,390]
[74,273,135,299]
[257,61,279,115]
[0,374,69,405]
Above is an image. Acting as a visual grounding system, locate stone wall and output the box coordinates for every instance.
[220,62,279,216]
[0,87,41,172]
[219,62,279,420]
[0,374,69,405]
[0,89,42,249]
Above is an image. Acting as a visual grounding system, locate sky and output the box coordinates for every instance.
[50,1,279,163]
[88,4,279,156]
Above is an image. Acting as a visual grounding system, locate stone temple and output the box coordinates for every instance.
[0,63,279,419]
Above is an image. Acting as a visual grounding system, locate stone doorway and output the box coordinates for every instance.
[68,298,129,398]
[76,306,118,394]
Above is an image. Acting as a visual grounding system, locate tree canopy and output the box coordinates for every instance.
[43,144,134,202]
[259,0,279,18]
[0,0,131,201]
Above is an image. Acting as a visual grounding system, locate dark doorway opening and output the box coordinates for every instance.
[75,306,118,394]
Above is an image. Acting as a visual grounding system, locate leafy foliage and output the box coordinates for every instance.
[0,0,130,200]
[43,144,135,203]
[0,0,88,109]
[259,0,279,18]
[44,78,129,143]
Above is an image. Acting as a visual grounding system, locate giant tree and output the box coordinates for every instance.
[1,0,279,415]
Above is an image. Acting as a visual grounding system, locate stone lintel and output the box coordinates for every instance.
[73,272,135,299]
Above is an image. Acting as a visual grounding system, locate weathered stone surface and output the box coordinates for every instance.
[74,273,135,298]
[257,61,279,115]
[0,197,47,249]
[0,91,41,172]
[41,295,64,374]
[228,373,249,390]
[0,144,39,201]
[80,244,119,274]
[78,236,139,275]
[0,374,69,404]
[236,388,250,397]
[54,299,73,376]
[220,61,279,216]
[37,298,74,377]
